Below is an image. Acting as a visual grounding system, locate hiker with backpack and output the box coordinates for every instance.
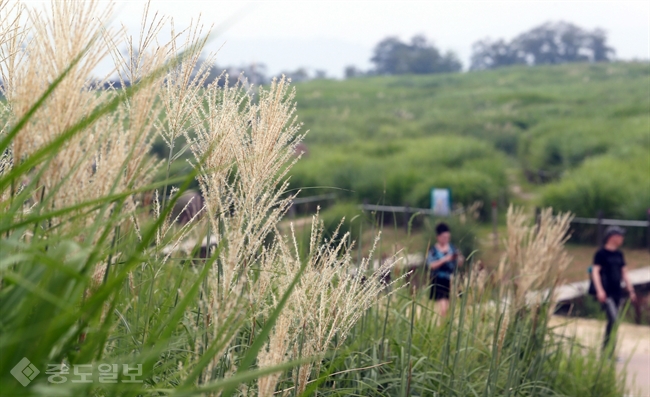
[427,222,464,317]
[589,225,637,356]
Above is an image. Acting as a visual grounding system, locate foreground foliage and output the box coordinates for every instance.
[0,1,627,396]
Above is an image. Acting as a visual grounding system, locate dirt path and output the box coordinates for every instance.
[506,169,538,202]
[550,316,650,396]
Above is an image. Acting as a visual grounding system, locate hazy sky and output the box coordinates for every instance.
[24,0,650,78]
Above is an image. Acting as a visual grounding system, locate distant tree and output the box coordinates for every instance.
[470,39,524,71]
[513,22,590,65]
[370,35,462,75]
[280,67,310,83]
[245,63,268,85]
[371,36,409,74]
[314,69,327,79]
[581,28,613,62]
[344,65,363,79]
[438,50,463,73]
[470,21,615,70]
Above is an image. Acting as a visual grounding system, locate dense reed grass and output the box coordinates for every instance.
[0,1,627,396]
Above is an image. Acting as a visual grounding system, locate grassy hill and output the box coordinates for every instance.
[289,62,649,222]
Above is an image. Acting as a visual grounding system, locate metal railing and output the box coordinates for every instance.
[570,217,648,227]
[359,204,434,215]
[290,193,337,205]
[288,197,650,250]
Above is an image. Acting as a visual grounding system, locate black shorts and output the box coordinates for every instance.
[429,277,450,300]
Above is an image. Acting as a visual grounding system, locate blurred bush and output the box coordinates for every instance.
[519,117,648,182]
[320,202,369,243]
[541,152,649,219]
[290,136,509,215]
[541,152,649,247]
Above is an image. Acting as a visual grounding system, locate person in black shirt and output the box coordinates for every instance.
[591,226,637,355]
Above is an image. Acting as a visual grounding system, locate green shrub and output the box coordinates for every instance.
[407,168,502,218]
[291,136,509,209]
[519,117,649,182]
[320,202,370,243]
[541,153,649,219]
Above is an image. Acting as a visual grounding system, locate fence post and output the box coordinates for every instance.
[647,208,650,253]
[492,200,498,251]
[535,207,541,232]
[288,201,296,218]
[404,205,411,233]
[596,210,604,246]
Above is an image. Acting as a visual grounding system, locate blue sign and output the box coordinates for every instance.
[431,188,451,216]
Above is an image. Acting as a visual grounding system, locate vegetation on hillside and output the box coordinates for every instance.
[291,62,649,222]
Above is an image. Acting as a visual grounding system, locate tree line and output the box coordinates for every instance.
[348,20,616,77]
[60,19,618,91]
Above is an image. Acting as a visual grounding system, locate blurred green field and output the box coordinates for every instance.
[289,62,650,221]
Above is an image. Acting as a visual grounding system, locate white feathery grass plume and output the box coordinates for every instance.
[185,74,401,390]
[186,76,306,384]
[159,17,214,150]
[0,0,168,230]
[8,0,115,163]
[256,211,402,396]
[189,76,303,299]
[146,17,215,263]
[0,0,27,99]
[257,312,291,397]
[0,2,220,326]
[498,205,573,314]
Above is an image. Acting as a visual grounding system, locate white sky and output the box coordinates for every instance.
[23,0,650,78]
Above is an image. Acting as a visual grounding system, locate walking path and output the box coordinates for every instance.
[550,316,650,396]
